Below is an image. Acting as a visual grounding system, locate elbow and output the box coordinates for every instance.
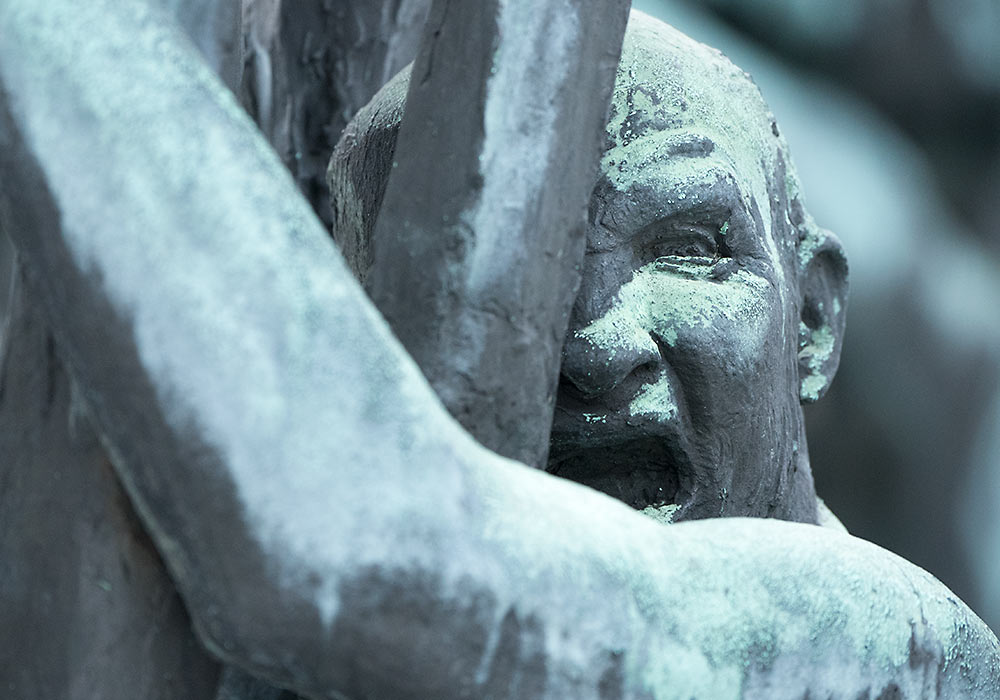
[166,533,338,692]
[184,570,340,694]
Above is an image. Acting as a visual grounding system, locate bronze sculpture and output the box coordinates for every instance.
[1,2,997,698]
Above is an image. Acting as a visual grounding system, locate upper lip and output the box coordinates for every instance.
[550,364,679,442]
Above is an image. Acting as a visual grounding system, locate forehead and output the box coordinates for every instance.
[603,12,780,216]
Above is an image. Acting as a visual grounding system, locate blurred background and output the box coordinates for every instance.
[2,0,997,636]
[633,0,1000,633]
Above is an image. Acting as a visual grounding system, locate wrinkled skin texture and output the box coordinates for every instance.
[328,12,848,526]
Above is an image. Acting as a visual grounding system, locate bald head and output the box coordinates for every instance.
[603,14,779,189]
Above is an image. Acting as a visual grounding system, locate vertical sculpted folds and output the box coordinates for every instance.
[365,0,631,468]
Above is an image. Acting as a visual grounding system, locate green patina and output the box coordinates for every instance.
[800,374,827,402]
[629,373,678,423]
[784,169,800,204]
[577,261,771,357]
[640,502,681,525]
[798,324,834,401]
[798,229,823,268]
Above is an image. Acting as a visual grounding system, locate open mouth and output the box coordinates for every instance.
[546,436,683,514]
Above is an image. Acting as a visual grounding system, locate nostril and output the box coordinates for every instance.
[558,374,595,402]
[634,357,660,378]
[560,330,663,400]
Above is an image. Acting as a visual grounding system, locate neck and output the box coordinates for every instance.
[780,414,820,524]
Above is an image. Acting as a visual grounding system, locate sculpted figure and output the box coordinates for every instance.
[1,3,998,700]
[330,11,846,527]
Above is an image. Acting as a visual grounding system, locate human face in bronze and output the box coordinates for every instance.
[548,15,815,522]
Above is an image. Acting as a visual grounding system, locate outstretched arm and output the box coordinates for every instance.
[0,1,997,698]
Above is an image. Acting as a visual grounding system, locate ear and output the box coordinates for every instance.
[797,225,849,404]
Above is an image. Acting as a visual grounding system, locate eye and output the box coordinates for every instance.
[651,233,717,263]
[641,220,730,271]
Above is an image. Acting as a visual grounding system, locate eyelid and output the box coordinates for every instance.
[637,204,729,235]
[587,198,737,256]
[638,215,731,261]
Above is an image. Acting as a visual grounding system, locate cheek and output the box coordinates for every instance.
[634,266,779,363]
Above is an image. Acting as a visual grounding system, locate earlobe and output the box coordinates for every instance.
[797,225,849,404]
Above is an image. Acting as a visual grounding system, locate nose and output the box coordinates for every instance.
[560,319,662,398]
